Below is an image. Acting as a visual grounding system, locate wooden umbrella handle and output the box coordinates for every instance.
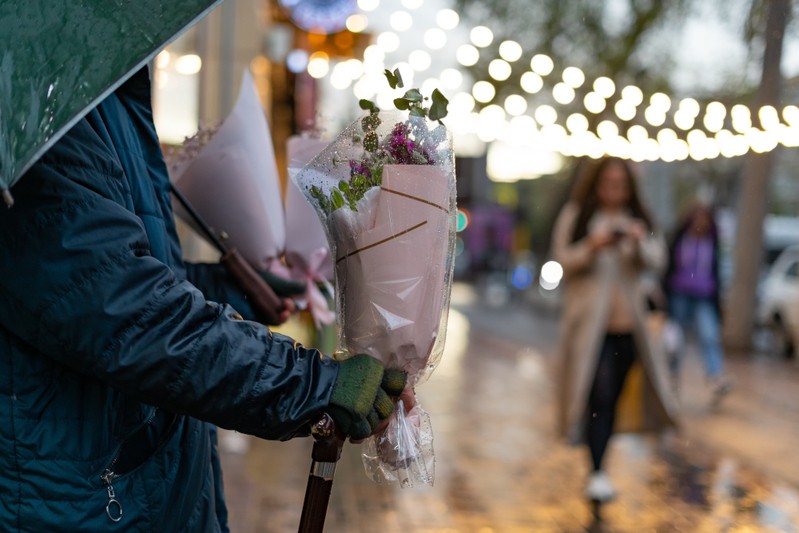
[220,248,285,325]
[298,414,345,533]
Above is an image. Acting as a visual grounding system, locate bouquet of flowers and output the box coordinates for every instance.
[294,70,456,486]
[168,70,286,272]
[167,71,335,327]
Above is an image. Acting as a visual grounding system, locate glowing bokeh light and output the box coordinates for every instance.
[620,85,643,106]
[346,14,368,33]
[436,9,459,30]
[584,92,606,114]
[593,77,615,98]
[357,0,379,11]
[424,28,447,49]
[504,94,528,116]
[390,11,412,31]
[456,44,479,66]
[307,54,330,78]
[566,113,589,133]
[553,83,575,104]
[470,26,494,48]
[614,100,636,121]
[499,40,523,62]
[286,49,309,73]
[488,59,512,81]
[441,68,463,90]
[534,104,557,126]
[472,80,496,103]
[409,50,432,71]
[530,54,554,76]
[679,98,700,117]
[597,120,619,140]
[649,92,671,111]
[376,32,400,52]
[644,106,666,127]
[562,66,585,88]
[175,54,202,75]
[520,72,543,94]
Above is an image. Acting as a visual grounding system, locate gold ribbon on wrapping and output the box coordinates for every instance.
[379,187,449,214]
[336,220,428,264]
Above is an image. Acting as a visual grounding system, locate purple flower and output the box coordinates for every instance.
[349,159,372,178]
[386,122,434,165]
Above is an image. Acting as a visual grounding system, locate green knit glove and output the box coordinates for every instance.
[327,354,407,440]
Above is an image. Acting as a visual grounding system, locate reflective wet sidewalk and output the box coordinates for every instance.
[219,284,799,532]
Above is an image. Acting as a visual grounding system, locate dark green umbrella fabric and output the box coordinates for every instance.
[0,0,224,205]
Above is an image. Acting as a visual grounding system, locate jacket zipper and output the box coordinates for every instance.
[101,469,122,522]
[100,407,159,522]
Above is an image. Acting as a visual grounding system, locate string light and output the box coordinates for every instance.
[520,72,544,94]
[456,44,479,67]
[562,66,585,88]
[584,92,606,114]
[552,83,575,104]
[488,59,512,81]
[504,94,528,116]
[530,54,554,76]
[470,26,494,48]
[340,14,799,163]
[534,104,557,125]
[472,81,496,103]
[593,77,615,98]
[499,40,523,62]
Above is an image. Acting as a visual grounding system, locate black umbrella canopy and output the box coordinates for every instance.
[0,0,224,206]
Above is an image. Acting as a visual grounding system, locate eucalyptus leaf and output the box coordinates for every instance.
[409,106,426,118]
[403,89,423,102]
[359,99,377,112]
[393,98,410,110]
[384,68,404,90]
[429,89,449,121]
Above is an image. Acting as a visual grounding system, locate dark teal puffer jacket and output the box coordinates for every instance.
[0,68,338,532]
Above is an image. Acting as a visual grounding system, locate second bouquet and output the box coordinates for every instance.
[294,71,456,487]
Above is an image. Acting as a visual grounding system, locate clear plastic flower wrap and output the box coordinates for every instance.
[293,90,456,486]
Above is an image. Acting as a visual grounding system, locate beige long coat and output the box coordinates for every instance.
[552,203,679,444]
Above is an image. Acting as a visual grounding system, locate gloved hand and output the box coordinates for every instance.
[258,270,306,298]
[220,249,304,325]
[326,354,407,440]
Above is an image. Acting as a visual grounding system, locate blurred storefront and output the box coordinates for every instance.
[151,0,366,261]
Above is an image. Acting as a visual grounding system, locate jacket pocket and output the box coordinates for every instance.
[91,407,179,523]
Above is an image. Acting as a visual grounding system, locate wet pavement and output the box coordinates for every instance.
[219,283,799,532]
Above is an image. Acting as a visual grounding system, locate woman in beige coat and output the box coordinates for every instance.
[552,157,678,503]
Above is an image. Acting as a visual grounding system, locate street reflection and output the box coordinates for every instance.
[221,284,799,532]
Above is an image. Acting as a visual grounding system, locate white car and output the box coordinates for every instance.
[757,244,799,358]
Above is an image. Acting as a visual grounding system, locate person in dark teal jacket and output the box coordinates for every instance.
[0,67,404,532]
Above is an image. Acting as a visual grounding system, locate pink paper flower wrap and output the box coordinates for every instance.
[294,112,456,486]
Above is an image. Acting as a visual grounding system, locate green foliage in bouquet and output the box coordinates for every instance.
[310,69,450,215]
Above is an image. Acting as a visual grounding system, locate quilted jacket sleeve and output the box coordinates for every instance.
[184,261,260,322]
[0,121,337,441]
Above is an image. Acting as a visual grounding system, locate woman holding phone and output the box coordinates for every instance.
[551,157,678,503]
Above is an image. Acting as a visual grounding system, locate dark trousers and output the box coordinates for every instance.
[587,333,636,471]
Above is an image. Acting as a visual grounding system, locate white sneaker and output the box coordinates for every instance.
[585,470,616,502]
